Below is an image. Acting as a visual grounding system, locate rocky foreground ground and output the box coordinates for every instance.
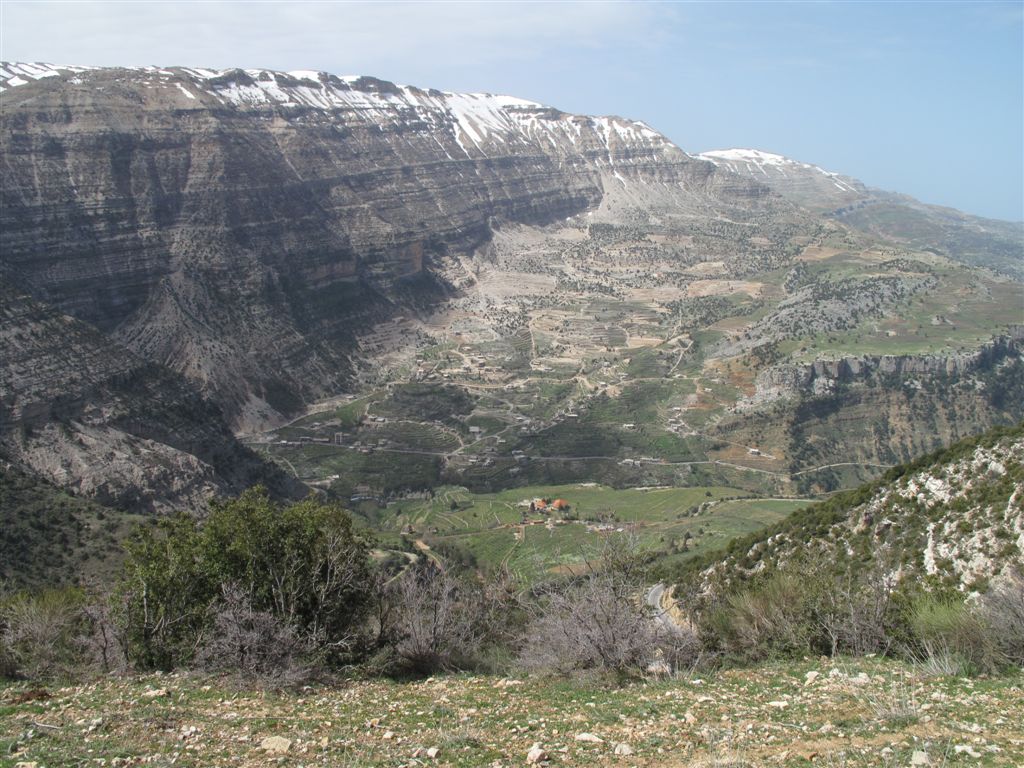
[2,658,1021,767]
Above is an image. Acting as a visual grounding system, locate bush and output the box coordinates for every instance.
[910,595,1001,676]
[195,583,310,686]
[520,572,657,678]
[977,569,1024,667]
[702,571,821,662]
[1,588,126,680]
[121,488,371,671]
[518,538,684,679]
[388,562,490,674]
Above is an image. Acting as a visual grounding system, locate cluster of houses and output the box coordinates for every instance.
[528,497,572,515]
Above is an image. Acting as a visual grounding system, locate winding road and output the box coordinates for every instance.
[645,582,676,630]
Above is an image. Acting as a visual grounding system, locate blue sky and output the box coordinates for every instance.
[3,1,1022,220]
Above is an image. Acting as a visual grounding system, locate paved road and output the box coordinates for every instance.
[645,582,676,630]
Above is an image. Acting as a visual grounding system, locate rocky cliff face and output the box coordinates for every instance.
[0,283,303,512]
[1,63,775,431]
[746,327,1024,405]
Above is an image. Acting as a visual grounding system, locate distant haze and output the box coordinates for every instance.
[3,0,1021,221]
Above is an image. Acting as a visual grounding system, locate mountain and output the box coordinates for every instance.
[1,62,1021,520]
[678,422,1024,594]
[1,62,776,432]
[698,148,1024,279]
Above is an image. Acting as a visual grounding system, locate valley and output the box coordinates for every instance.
[243,211,1022,578]
[0,52,1022,768]
[1,62,1021,585]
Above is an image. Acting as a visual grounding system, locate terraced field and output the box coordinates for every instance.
[379,483,807,582]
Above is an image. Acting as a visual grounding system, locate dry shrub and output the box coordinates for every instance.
[194,583,310,686]
[977,569,1024,667]
[818,566,899,657]
[519,535,695,679]
[519,571,690,679]
[390,563,488,674]
[1,589,126,680]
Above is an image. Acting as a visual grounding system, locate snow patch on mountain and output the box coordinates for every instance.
[700,148,859,193]
[1,62,678,165]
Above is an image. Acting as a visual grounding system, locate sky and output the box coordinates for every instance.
[2,0,1022,220]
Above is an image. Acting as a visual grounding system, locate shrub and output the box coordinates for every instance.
[910,595,1001,675]
[702,571,821,662]
[121,488,371,671]
[976,569,1024,668]
[520,571,659,678]
[518,538,680,679]
[194,583,310,686]
[1,588,125,680]
[389,562,489,674]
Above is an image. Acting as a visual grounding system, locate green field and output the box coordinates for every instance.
[379,483,808,582]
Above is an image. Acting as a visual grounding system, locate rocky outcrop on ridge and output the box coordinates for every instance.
[745,327,1023,405]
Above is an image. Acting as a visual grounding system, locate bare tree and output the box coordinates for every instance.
[391,562,487,673]
[818,562,898,657]
[519,536,694,679]
[195,583,310,686]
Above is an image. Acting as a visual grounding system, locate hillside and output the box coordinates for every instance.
[698,149,1024,280]
[675,423,1024,595]
[0,285,302,513]
[0,464,140,589]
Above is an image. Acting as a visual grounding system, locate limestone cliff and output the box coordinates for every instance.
[0,284,303,512]
[1,63,775,430]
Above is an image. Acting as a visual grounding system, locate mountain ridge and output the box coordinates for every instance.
[699,147,1024,278]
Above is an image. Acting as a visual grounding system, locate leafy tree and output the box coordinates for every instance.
[121,488,371,670]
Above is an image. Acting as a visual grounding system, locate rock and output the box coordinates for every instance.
[614,743,634,756]
[382,730,395,740]
[495,678,525,688]
[142,687,168,698]
[954,746,981,758]
[910,751,929,766]
[804,670,819,686]
[260,736,292,754]
[426,746,440,758]
[767,700,789,708]
[574,733,604,743]
[526,742,547,764]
